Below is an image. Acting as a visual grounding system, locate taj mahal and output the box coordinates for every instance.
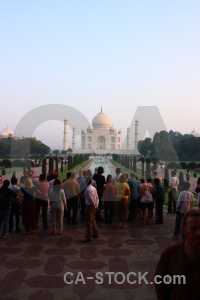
[63,108,139,154]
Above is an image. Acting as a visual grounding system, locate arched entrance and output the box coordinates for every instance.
[97,136,106,149]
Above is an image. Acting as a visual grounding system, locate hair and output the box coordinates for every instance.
[197,177,200,185]
[97,166,104,175]
[53,173,58,179]
[183,181,190,190]
[83,170,87,176]
[124,173,129,179]
[152,170,158,176]
[130,172,136,178]
[106,174,112,184]
[3,179,10,188]
[171,170,176,176]
[146,176,152,183]
[116,168,121,175]
[87,170,92,177]
[53,179,62,192]
[66,172,72,179]
[182,210,200,227]
[87,178,92,186]
[11,177,18,185]
[70,172,76,179]
[140,178,145,184]
[153,178,160,186]
[24,177,33,188]
[119,174,126,183]
[39,174,46,181]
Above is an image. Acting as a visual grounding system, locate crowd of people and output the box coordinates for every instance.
[0,166,200,242]
[1,164,200,298]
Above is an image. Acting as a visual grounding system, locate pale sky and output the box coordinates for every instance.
[0,0,199,150]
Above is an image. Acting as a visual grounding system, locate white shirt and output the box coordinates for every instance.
[170,176,179,190]
[85,185,99,209]
[176,190,194,214]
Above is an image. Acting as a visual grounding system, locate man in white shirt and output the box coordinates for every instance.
[172,181,194,239]
[82,179,99,242]
[166,170,179,214]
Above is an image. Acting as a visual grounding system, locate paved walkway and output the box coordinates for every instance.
[0,160,197,299]
[0,207,178,300]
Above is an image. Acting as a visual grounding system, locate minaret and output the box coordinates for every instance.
[127,127,130,150]
[63,118,68,151]
[72,127,76,151]
[134,120,139,153]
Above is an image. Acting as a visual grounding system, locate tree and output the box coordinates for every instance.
[138,138,155,157]
[53,150,60,156]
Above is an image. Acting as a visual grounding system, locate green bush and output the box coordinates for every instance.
[194,173,197,178]
[2,169,6,175]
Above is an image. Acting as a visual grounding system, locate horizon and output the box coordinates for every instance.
[1,1,199,150]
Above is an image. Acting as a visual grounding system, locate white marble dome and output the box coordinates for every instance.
[0,127,14,138]
[92,110,111,129]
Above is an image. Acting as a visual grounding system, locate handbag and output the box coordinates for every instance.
[140,189,153,203]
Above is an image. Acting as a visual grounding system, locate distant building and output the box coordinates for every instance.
[63,108,139,154]
[0,127,21,140]
[190,129,200,137]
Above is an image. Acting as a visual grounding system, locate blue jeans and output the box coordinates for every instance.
[0,208,10,238]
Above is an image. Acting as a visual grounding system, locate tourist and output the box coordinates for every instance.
[33,174,49,230]
[195,177,200,194]
[127,172,139,222]
[49,179,66,235]
[155,210,200,299]
[47,169,57,182]
[137,178,145,220]
[62,172,80,224]
[154,178,165,224]
[114,174,130,229]
[114,167,122,183]
[0,174,3,187]
[77,170,87,222]
[20,170,28,185]
[9,177,22,233]
[62,172,72,183]
[20,177,37,235]
[103,174,115,224]
[86,170,97,188]
[93,166,106,221]
[166,170,179,214]
[172,181,194,239]
[82,178,99,242]
[140,177,154,225]
[0,180,16,239]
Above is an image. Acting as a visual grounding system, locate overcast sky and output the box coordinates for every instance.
[0,0,199,150]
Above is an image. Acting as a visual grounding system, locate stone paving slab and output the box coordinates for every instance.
[0,211,179,300]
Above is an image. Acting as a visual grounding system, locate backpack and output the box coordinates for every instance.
[140,184,153,203]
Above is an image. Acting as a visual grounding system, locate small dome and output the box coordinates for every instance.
[0,127,14,137]
[110,125,116,131]
[92,110,111,129]
[87,124,93,130]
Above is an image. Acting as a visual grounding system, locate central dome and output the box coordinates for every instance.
[92,110,111,129]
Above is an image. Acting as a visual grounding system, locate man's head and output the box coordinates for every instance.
[116,168,121,175]
[152,170,158,177]
[39,174,46,181]
[182,210,200,247]
[130,172,136,179]
[3,179,10,188]
[97,166,104,175]
[79,171,83,178]
[171,170,176,177]
[11,177,18,185]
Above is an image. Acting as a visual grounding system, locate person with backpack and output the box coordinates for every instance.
[140,177,154,225]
